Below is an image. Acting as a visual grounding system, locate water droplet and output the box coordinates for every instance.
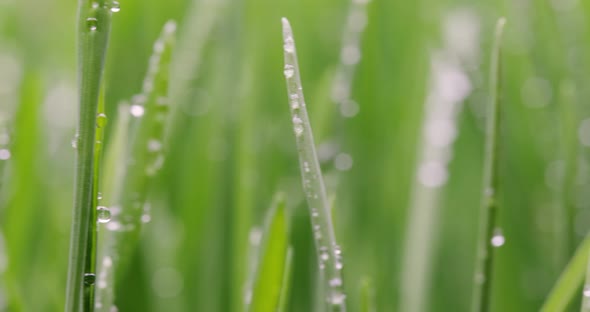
[341,45,361,65]
[491,228,505,247]
[329,278,342,287]
[290,93,300,109]
[303,161,310,172]
[321,252,329,261]
[130,104,145,117]
[334,153,353,171]
[141,214,151,223]
[97,206,111,223]
[97,192,103,200]
[335,261,343,270]
[293,125,303,136]
[148,139,162,152]
[110,1,120,12]
[0,149,10,160]
[284,65,295,78]
[418,161,448,188]
[87,18,98,31]
[71,134,79,149]
[284,37,295,53]
[340,99,360,118]
[584,285,590,297]
[311,208,319,217]
[329,292,346,305]
[91,2,99,9]
[96,113,107,128]
[84,273,96,285]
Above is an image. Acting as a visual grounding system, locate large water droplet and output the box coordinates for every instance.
[97,206,111,223]
[491,228,505,247]
[130,104,145,117]
[110,1,120,12]
[284,65,295,78]
[96,113,107,128]
[329,278,342,287]
[584,285,590,297]
[87,18,98,31]
[320,252,329,261]
[84,273,96,285]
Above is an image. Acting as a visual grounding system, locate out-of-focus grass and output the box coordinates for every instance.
[2,0,590,311]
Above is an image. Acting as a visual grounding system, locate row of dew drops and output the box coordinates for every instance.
[86,1,121,32]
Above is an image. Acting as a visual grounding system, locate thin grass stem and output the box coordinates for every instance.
[541,234,590,311]
[281,17,346,312]
[65,1,114,310]
[471,17,506,312]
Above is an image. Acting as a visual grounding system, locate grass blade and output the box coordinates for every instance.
[541,235,590,311]
[278,246,294,312]
[281,17,346,312]
[471,17,506,312]
[65,0,114,310]
[249,194,289,312]
[95,20,176,311]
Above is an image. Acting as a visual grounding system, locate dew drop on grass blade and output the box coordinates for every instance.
[471,17,506,312]
[281,17,347,312]
[94,20,176,312]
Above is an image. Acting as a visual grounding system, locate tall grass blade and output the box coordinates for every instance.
[95,20,176,312]
[1,69,43,311]
[281,17,347,312]
[541,235,590,311]
[278,247,294,312]
[471,17,506,312]
[399,19,479,312]
[65,0,114,310]
[248,194,289,312]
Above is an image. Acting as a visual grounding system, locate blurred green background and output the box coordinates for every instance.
[1,0,590,311]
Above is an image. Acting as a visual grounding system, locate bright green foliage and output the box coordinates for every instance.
[3,0,590,312]
[249,194,290,312]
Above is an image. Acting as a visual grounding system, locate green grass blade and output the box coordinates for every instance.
[95,20,176,311]
[281,17,347,312]
[541,235,590,311]
[1,69,43,312]
[278,246,294,312]
[83,84,107,311]
[65,0,114,310]
[471,17,506,312]
[360,277,375,312]
[249,194,289,312]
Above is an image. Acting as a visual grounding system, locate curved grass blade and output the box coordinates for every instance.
[471,17,506,312]
[541,235,590,311]
[281,17,347,312]
[248,194,289,312]
[95,20,176,312]
[65,1,115,310]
